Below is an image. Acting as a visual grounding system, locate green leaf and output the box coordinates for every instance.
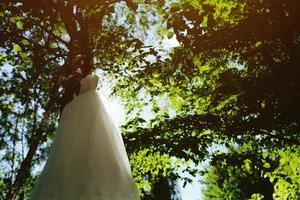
[167,31,174,39]
[13,44,21,52]
[16,21,23,29]
[20,53,27,60]
[21,39,30,46]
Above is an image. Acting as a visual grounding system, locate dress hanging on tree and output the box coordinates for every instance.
[30,74,140,200]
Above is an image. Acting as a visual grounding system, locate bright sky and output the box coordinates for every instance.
[96,70,204,200]
[0,62,205,199]
[93,16,207,196]
[1,8,205,197]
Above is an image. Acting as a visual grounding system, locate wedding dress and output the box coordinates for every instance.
[30,74,140,200]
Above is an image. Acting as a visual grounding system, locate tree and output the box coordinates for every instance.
[201,142,277,199]
[141,174,182,200]
[0,1,146,199]
[109,0,300,196]
[1,0,300,199]
[267,145,300,199]
[113,0,300,162]
[202,144,300,199]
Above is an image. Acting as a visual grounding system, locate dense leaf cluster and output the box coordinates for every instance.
[1,0,300,199]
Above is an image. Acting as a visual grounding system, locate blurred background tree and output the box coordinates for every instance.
[0,0,300,199]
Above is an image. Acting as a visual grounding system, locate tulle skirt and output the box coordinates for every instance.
[30,90,140,200]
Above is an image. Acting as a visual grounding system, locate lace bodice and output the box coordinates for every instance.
[79,74,99,94]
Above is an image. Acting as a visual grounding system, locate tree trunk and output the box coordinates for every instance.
[5,94,57,200]
[4,1,96,199]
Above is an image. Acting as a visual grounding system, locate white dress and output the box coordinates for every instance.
[30,74,140,200]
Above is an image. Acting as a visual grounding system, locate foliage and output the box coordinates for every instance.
[202,142,276,199]
[267,146,300,200]
[129,148,175,194]
[1,0,300,199]
[202,143,300,200]
[0,0,147,199]
[113,0,300,167]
